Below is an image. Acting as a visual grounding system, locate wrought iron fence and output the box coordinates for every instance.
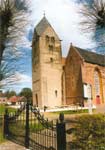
[3,102,66,150]
[29,105,57,150]
[2,102,105,150]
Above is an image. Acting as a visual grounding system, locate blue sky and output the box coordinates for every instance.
[8,0,97,93]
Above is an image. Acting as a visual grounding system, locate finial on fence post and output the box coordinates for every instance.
[59,113,64,123]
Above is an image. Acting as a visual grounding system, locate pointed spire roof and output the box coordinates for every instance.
[35,16,51,36]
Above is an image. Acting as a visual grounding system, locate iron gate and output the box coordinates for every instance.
[4,102,66,150]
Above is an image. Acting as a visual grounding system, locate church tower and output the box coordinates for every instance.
[32,16,62,108]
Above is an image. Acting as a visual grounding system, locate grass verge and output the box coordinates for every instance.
[52,109,89,114]
[0,104,17,144]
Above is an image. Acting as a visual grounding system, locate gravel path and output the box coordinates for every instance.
[95,104,105,113]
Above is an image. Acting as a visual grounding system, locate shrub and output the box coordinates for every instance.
[68,114,105,150]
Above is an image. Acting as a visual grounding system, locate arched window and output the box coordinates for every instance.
[51,36,55,43]
[94,70,100,96]
[94,69,104,104]
[46,35,49,43]
[55,90,58,97]
[50,57,53,62]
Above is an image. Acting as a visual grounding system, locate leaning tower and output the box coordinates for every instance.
[32,16,62,108]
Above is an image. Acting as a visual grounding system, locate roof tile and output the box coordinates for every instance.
[75,47,105,66]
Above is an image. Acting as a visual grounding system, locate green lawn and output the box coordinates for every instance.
[0,130,5,143]
[0,115,4,144]
[0,104,17,144]
[0,104,16,114]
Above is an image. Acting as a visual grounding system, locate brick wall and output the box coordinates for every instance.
[65,46,83,105]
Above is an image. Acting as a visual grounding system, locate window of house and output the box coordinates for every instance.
[51,36,55,43]
[55,90,58,97]
[94,70,100,96]
[49,45,53,51]
[62,66,65,70]
[50,57,53,62]
[46,35,49,42]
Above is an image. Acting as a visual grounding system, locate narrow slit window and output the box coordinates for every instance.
[50,57,53,62]
[55,90,58,97]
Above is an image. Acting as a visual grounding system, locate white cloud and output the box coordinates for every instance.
[14,72,32,83]
[0,72,32,92]
[2,73,32,93]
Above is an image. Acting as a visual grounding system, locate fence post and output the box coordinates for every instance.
[25,100,30,149]
[56,113,66,150]
[4,108,9,138]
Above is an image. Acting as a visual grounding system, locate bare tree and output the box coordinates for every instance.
[79,0,105,53]
[0,0,31,63]
[0,55,22,89]
[0,0,31,88]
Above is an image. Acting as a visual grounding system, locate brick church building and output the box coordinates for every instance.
[32,16,105,108]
